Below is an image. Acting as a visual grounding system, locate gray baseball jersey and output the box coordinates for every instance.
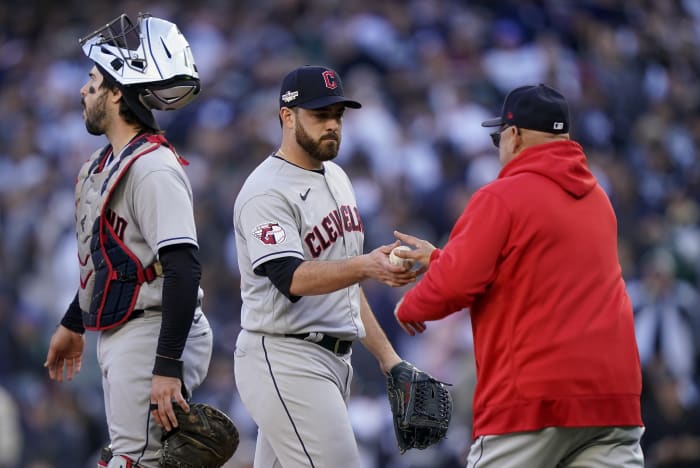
[233,154,366,339]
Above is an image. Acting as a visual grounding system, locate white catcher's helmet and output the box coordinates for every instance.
[79,13,200,111]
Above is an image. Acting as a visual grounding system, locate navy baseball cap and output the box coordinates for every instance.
[279,66,361,109]
[481,84,569,134]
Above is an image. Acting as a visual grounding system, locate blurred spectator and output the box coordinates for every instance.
[630,248,700,406]
[640,359,700,468]
[630,247,700,467]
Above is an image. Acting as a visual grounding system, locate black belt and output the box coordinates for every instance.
[130,307,160,320]
[285,333,353,355]
[130,310,146,320]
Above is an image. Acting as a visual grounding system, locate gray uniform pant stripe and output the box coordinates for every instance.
[261,336,316,468]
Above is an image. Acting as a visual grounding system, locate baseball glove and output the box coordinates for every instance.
[386,360,452,453]
[160,402,239,468]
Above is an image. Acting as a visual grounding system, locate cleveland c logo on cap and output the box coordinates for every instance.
[322,70,338,89]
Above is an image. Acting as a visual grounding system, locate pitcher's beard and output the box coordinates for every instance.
[295,123,339,162]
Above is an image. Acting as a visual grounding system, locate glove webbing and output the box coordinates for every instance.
[409,378,452,429]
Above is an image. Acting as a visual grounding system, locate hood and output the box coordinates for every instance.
[499,140,596,199]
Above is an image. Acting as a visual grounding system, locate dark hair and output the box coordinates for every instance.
[98,79,145,129]
[98,72,161,133]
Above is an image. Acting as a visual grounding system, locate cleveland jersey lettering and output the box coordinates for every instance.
[304,205,363,257]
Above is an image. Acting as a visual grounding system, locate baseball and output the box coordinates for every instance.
[389,245,415,269]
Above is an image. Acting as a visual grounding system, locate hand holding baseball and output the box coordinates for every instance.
[393,230,436,275]
[389,245,415,270]
[366,242,417,287]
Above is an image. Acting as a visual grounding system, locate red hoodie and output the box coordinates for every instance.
[397,140,642,439]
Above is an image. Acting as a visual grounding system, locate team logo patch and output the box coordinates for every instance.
[252,222,287,245]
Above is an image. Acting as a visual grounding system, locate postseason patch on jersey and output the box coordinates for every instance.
[252,222,287,245]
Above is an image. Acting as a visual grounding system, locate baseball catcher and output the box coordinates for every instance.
[386,360,452,453]
[159,402,239,468]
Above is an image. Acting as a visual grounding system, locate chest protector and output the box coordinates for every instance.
[75,133,181,331]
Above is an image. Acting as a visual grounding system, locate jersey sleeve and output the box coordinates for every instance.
[131,167,198,254]
[397,189,511,322]
[236,193,305,270]
[256,256,304,302]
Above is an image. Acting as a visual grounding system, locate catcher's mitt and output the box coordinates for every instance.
[386,360,452,453]
[160,402,239,468]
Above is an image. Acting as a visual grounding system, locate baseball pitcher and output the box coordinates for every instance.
[233,66,439,467]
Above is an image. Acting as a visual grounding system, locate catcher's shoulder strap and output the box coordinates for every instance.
[81,133,173,331]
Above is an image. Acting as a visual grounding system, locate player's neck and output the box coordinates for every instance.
[276,146,323,171]
[106,124,143,158]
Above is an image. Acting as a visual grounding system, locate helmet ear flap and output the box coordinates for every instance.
[138,78,201,111]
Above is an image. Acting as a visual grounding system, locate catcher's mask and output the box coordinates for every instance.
[79,13,200,112]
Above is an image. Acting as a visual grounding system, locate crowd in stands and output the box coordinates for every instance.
[1,1,700,466]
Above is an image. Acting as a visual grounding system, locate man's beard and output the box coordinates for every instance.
[83,91,108,136]
[295,121,340,163]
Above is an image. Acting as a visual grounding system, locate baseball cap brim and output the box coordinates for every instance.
[481,117,503,128]
[296,95,362,109]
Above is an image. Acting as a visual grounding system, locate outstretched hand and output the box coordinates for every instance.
[44,325,85,382]
[393,231,436,275]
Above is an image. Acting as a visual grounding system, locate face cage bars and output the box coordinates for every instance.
[78,13,151,76]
